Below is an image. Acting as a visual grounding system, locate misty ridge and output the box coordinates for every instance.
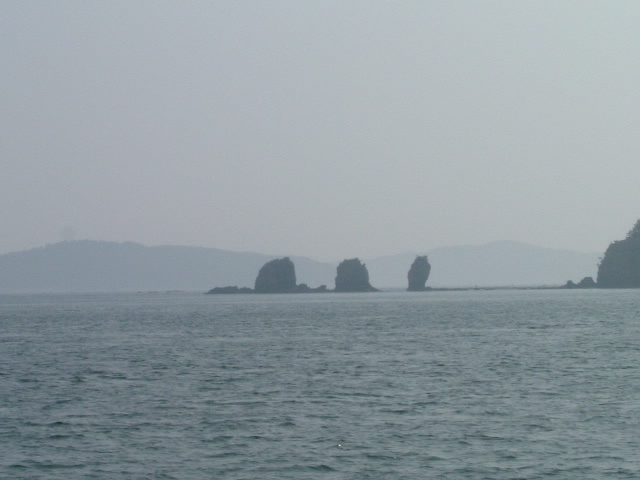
[0,240,599,293]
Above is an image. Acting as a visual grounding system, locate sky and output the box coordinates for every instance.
[3,1,640,261]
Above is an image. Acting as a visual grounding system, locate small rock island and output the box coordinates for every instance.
[407,255,431,291]
[254,257,297,293]
[206,257,327,294]
[334,258,378,292]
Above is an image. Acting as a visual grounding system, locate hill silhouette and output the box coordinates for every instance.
[366,241,599,288]
[0,240,334,293]
[0,239,601,292]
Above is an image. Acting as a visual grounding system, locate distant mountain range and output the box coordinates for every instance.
[0,240,599,293]
[0,241,333,293]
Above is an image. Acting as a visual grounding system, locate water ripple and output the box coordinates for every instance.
[2,290,640,478]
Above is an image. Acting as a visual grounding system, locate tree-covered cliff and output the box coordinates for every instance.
[597,220,640,288]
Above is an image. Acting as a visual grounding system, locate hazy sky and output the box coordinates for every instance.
[3,1,640,261]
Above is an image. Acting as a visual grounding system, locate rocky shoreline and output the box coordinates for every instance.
[207,255,430,294]
[207,219,640,294]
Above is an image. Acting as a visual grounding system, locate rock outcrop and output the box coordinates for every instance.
[294,283,328,293]
[597,219,640,288]
[407,256,431,291]
[564,276,596,289]
[334,258,377,292]
[254,257,297,293]
[206,286,254,294]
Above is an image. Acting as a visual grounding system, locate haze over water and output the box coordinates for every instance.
[3,2,640,259]
[3,290,640,478]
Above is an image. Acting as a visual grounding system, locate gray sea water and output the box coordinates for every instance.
[2,289,640,479]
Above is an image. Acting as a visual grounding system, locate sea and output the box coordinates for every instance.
[2,289,640,479]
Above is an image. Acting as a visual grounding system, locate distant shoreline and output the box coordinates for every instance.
[205,284,590,295]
